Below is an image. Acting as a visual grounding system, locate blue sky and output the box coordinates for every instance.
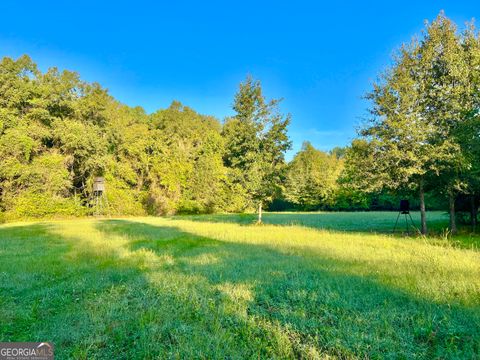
[1,1,479,159]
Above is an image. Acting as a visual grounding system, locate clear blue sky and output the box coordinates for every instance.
[1,1,479,159]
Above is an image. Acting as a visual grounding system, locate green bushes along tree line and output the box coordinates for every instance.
[0,13,479,233]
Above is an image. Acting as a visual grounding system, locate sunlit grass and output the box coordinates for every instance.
[1,213,479,358]
[177,211,451,233]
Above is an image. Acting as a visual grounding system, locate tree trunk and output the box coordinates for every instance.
[449,192,457,235]
[419,181,427,235]
[471,195,478,233]
[257,201,262,224]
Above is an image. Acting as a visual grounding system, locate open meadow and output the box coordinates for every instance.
[3,4,480,360]
[1,212,479,359]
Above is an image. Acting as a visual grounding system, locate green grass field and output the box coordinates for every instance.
[179,210,451,232]
[1,212,479,359]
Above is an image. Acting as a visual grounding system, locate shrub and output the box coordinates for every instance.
[102,177,146,216]
[177,199,204,214]
[7,191,85,219]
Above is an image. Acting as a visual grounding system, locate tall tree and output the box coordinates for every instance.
[456,23,480,231]
[345,13,469,234]
[223,76,291,221]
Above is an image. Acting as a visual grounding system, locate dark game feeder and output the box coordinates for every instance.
[393,199,419,235]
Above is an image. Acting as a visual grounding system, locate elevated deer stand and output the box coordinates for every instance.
[93,177,107,216]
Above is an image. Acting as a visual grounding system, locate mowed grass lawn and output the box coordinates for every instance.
[0,212,479,359]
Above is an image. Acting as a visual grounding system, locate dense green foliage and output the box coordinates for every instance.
[0,54,445,220]
[0,59,290,219]
[284,142,343,209]
[1,214,479,358]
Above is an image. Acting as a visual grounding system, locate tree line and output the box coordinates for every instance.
[0,12,479,233]
[0,58,292,220]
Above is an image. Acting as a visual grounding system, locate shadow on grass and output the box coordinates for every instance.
[98,219,480,358]
[0,223,161,358]
[1,219,478,358]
